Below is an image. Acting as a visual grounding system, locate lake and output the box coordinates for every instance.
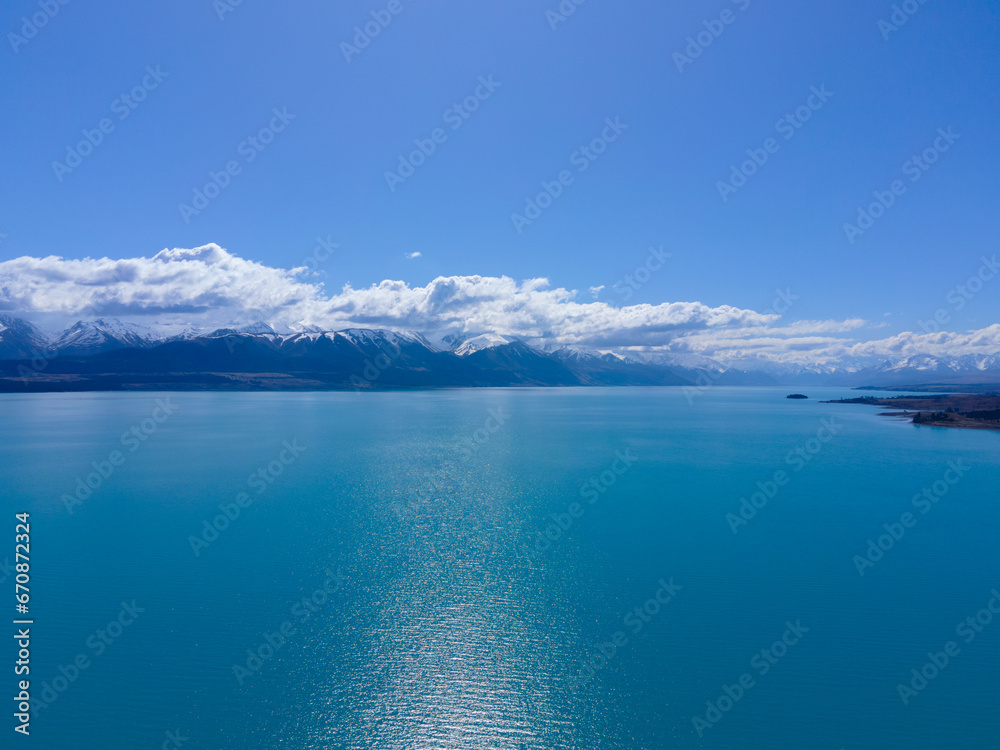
[3,386,998,748]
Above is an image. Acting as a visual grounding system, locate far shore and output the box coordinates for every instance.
[824,393,1000,431]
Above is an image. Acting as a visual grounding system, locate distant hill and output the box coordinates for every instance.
[0,314,49,359]
[0,315,997,392]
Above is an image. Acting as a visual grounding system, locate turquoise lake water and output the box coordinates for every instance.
[2,387,998,748]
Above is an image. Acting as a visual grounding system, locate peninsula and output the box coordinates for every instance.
[825,393,1000,431]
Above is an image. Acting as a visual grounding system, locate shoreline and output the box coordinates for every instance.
[824,393,1000,432]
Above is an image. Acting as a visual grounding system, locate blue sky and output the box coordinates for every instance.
[1,0,999,361]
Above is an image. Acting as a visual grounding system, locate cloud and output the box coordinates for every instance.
[0,244,322,329]
[588,285,604,298]
[0,244,779,343]
[405,252,422,259]
[649,321,1000,367]
[847,325,1000,359]
[317,275,776,347]
[0,243,995,365]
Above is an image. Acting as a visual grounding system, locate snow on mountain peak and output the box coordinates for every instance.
[332,328,431,348]
[628,350,727,372]
[53,318,164,355]
[452,333,515,356]
[0,314,50,359]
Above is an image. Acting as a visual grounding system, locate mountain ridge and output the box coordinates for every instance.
[1,314,999,391]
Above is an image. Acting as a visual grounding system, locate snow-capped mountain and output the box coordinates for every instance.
[0,314,50,359]
[451,333,516,356]
[547,345,691,386]
[0,314,998,391]
[628,351,728,372]
[874,352,1000,375]
[329,328,438,351]
[164,326,209,343]
[205,326,439,353]
[207,321,279,338]
[52,318,165,356]
[548,346,637,365]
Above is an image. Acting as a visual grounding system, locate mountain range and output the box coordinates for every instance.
[1,314,998,392]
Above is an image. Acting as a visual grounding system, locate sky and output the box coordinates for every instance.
[1,0,999,364]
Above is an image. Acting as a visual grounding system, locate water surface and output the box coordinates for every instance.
[2,387,998,748]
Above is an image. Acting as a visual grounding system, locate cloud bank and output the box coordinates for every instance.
[0,243,996,365]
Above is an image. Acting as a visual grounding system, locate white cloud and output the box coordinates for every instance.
[847,325,1000,359]
[316,275,776,347]
[405,252,422,259]
[647,322,1000,368]
[0,244,322,331]
[0,243,996,365]
[0,243,776,342]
